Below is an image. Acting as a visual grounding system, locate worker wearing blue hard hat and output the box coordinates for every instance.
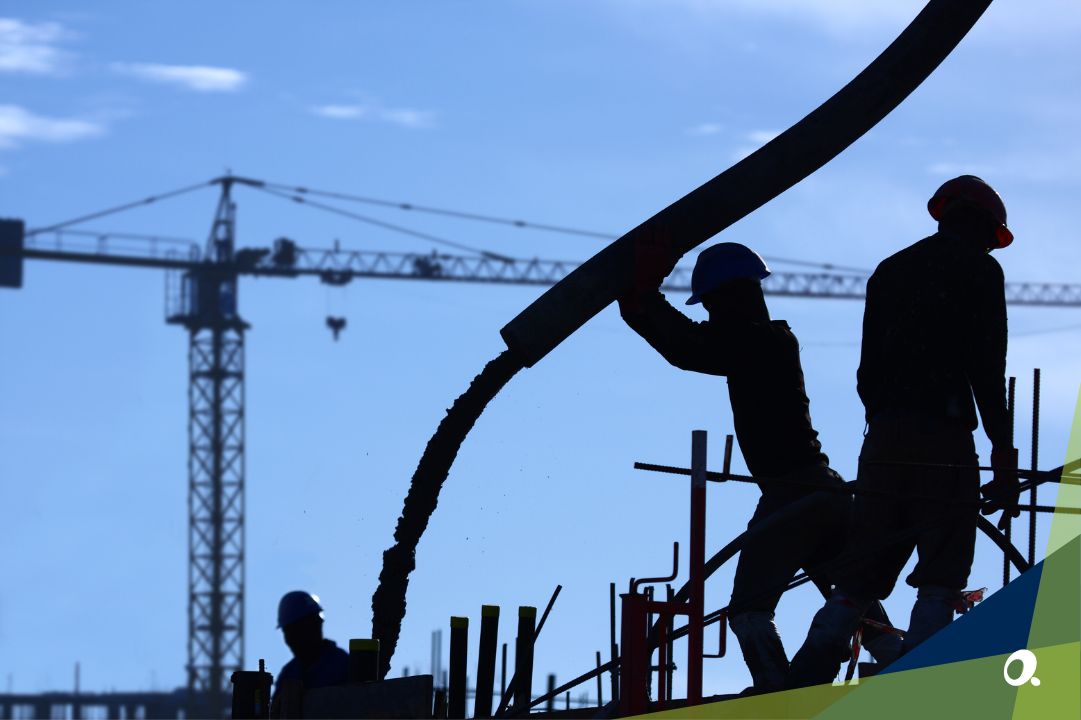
[684,242,772,306]
[618,236,899,694]
[270,591,349,714]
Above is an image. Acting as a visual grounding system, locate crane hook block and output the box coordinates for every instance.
[326,315,347,341]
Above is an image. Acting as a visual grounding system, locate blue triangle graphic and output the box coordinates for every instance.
[881,559,1043,673]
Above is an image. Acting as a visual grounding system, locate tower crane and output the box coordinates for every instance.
[2,174,1079,717]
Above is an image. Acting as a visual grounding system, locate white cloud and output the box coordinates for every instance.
[731,129,780,160]
[379,107,434,129]
[0,104,105,148]
[311,104,368,120]
[111,62,247,92]
[0,17,71,74]
[310,102,435,129]
[747,129,779,144]
[685,122,724,137]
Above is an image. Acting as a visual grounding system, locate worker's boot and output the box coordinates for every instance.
[787,591,868,689]
[729,611,788,694]
[902,585,958,656]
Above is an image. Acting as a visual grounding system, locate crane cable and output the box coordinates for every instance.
[248,176,871,274]
[257,178,616,240]
[24,172,869,274]
[25,180,215,236]
[250,185,518,262]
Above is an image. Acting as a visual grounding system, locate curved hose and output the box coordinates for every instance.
[371,0,994,675]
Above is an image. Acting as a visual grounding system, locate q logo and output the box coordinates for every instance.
[1003,649,1041,687]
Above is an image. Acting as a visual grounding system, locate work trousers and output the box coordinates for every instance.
[836,416,980,601]
[729,465,849,614]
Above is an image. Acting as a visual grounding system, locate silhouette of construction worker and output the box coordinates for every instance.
[787,176,1020,688]
[270,591,350,715]
[618,239,898,694]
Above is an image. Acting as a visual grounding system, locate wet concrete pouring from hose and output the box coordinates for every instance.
[371,348,523,679]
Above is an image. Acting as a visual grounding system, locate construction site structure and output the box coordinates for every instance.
[2,177,1080,718]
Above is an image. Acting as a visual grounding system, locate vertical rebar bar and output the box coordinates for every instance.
[688,430,706,704]
[595,651,603,706]
[449,617,468,719]
[657,616,667,710]
[433,689,447,719]
[474,606,499,719]
[514,607,536,711]
[500,643,507,706]
[1030,368,1040,566]
[609,582,619,703]
[645,586,654,700]
[545,675,555,713]
[1004,375,1016,587]
[665,584,674,701]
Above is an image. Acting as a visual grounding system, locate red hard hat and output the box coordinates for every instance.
[927,175,1013,249]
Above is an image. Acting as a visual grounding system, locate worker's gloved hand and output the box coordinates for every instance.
[619,224,679,312]
[981,447,1020,528]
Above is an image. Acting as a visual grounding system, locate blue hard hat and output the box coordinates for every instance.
[686,242,771,305]
[277,590,324,629]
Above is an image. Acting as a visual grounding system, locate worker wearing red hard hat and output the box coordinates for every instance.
[787,175,1019,688]
[618,238,899,694]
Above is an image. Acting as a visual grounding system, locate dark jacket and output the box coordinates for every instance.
[620,290,830,484]
[857,231,1010,448]
[273,639,350,699]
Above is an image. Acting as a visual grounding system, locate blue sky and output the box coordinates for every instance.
[2,0,1081,700]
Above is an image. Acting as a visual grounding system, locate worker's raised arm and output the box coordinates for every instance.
[618,289,734,376]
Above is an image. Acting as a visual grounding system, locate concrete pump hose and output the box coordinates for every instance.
[372,0,994,679]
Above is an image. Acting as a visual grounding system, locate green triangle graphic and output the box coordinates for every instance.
[1013,385,1081,719]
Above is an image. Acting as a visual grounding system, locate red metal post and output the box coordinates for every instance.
[687,430,707,704]
[619,593,649,717]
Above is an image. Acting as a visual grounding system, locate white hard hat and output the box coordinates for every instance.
[277,590,324,629]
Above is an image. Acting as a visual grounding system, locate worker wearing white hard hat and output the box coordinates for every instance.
[270,591,349,714]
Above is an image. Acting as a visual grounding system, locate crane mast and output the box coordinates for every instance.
[165,180,247,717]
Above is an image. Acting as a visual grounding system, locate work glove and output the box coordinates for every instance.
[981,447,1020,529]
[618,224,679,313]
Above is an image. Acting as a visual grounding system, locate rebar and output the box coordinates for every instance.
[1005,375,1016,587]
[1030,368,1040,565]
